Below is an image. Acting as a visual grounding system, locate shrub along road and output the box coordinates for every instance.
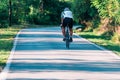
[0,27,120,80]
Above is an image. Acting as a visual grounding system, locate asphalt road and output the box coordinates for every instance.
[0,27,120,80]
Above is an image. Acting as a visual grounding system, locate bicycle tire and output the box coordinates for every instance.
[65,27,70,49]
[66,38,69,49]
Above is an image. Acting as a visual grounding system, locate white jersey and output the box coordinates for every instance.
[61,11,73,19]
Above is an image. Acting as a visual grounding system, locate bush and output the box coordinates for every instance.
[0,8,8,28]
[112,33,120,44]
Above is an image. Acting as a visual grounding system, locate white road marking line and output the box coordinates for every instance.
[0,31,21,80]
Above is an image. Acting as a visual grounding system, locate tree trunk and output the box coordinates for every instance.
[9,0,12,26]
[39,0,43,12]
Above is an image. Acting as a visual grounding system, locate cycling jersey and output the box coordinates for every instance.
[61,11,73,19]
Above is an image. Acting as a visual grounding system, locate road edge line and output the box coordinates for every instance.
[74,33,120,59]
[0,31,21,80]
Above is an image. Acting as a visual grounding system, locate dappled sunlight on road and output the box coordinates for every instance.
[4,27,120,80]
[9,49,120,80]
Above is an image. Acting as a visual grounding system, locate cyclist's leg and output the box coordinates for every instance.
[69,18,73,36]
[62,18,67,41]
[61,26,65,37]
[68,18,73,42]
[69,28,73,36]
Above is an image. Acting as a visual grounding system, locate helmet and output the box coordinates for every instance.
[64,7,70,11]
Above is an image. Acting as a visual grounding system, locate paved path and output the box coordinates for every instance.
[0,27,120,80]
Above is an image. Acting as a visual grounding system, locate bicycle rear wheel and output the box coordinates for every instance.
[65,28,70,49]
[66,38,69,49]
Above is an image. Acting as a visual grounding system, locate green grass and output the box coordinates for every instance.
[0,24,52,72]
[0,26,21,72]
[77,31,120,55]
[0,25,120,72]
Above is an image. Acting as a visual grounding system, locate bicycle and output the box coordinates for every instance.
[65,24,70,49]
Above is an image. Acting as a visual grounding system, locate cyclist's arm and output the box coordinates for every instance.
[61,12,64,24]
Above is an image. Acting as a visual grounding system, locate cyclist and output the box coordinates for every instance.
[60,7,73,42]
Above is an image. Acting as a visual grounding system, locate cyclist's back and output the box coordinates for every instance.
[61,8,73,42]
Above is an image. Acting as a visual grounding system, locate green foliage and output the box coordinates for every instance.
[112,33,120,43]
[77,31,120,55]
[72,0,98,23]
[91,0,120,25]
[0,0,70,26]
[0,0,8,10]
[37,0,70,25]
[11,0,30,24]
[0,0,120,27]
[92,17,100,29]
[0,0,8,27]
[0,26,21,69]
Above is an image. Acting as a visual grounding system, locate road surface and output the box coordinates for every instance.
[0,26,120,80]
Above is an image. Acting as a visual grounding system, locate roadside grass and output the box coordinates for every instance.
[0,24,54,72]
[77,31,120,55]
[0,26,23,72]
[1,25,119,72]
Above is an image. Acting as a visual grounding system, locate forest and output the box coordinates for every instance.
[0,0,120,71]
[0,0,120,42]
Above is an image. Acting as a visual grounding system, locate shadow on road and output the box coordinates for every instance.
[6,28,120,80]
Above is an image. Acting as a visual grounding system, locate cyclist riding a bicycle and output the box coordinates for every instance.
[61,7,73,42]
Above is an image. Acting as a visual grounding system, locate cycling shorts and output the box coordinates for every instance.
[62,17,73,29]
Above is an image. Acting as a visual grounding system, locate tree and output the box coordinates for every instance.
[0,0,72,26]
[91,0,120,34]
[0,0,8,27]
[9,0,12,26]
[72,0,97,23]
[91,0,120,26]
